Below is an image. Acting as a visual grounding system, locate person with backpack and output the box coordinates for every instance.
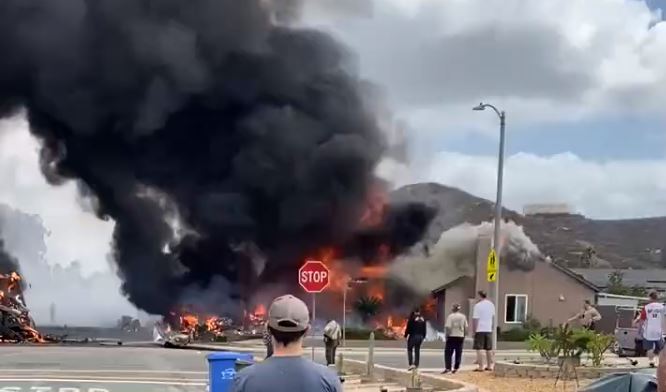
[323,319,342,366]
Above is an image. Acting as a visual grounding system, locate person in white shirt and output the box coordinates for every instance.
[638,291,665,367]
[323,319,342,365]
[472,290,495,371]
[443,304,468,374]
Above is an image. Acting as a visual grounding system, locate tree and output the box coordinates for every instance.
[606,270,629,295]
[630,285,648,297]
[606,271,647,297]
[354,296,383,323]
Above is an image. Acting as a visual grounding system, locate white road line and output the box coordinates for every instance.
[0,376,207,382]
[0,378,207,386]
[0,370,207,374]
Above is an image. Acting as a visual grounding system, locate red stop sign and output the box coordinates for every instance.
[298,260,330,293]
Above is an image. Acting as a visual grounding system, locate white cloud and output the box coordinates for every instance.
[418,151,666,219]
[0,115,114,275]
[302,0,666,132]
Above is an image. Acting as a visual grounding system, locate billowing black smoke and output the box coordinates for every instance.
[0,0,433,315]
[0,238,20,275]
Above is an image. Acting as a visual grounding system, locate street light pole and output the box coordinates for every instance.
[342,277,367,347]
[473,102,506,350]
[342,282,347,347]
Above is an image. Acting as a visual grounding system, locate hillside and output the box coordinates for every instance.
[391,183,666,269]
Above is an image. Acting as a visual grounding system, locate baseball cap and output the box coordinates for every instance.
[268,294,310,332]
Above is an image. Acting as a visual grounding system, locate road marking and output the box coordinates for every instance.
[0,376,206,382]
[0,370,206,375]
[0,379,206,386]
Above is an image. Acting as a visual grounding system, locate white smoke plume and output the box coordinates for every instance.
[389,220,542,295]
[0,204,138,326]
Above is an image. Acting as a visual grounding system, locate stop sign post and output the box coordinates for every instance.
[299,260,330,359]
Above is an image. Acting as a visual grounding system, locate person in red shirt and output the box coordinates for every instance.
[637,292,665,368]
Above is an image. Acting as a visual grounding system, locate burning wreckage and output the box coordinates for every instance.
[153,306,266,347]
[0,272,45,343]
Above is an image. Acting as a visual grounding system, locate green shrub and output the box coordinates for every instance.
[587,333,615,367]
[527,333,559,363]
[499,327,531,342]
[553,325,591,358]
[523,314,542,333]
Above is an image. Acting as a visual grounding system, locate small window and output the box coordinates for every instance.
[505,294,528,323]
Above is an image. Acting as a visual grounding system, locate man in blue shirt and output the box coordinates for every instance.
[233,294,342,392]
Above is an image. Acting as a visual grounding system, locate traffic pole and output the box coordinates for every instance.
[311,293,316,360]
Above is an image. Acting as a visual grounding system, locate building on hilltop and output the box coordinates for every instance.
[523,203,575,216]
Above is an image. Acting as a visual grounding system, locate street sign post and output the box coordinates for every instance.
[298,260,330,360]
[487,249,498,282]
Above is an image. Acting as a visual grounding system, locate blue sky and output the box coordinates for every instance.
[430,115,666,160]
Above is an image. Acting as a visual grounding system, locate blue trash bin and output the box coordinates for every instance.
[207,352,254,392]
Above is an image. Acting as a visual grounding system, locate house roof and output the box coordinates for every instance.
[432,276,470,294]
[571,269,666,290]
[430,262,600,294]
[549,262,600,292]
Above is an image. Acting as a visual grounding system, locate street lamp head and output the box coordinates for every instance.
[472,102,486,111]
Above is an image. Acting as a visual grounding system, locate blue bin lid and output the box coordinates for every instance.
[207,351,254,361]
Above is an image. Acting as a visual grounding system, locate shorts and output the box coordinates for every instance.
[473,332,493,351]
[643,339,664,354]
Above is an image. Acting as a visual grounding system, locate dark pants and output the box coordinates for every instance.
[266,342,273,359]
[407,335,424,367]
[325,338,339,365]
[445,336,464,370]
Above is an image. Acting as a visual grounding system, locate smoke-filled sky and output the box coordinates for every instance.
[0,0,433,316]
[1,0,666,314]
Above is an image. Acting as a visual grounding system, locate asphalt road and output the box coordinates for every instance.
[0,345,209,392]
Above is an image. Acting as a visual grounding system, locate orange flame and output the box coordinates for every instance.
[386,315,407,337]
[360,184,388,228]
[254,304,266,317]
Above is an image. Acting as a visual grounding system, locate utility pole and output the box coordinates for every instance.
[473,102,506,350]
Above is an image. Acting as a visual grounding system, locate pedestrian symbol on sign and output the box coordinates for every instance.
[487,249,498,282]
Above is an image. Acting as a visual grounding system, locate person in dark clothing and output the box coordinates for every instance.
[405,309,427,370]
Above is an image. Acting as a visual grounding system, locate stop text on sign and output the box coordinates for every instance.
[298,260,330,293]
[300,270,328,283]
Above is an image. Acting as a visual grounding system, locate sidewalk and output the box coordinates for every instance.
[207,338,527,350]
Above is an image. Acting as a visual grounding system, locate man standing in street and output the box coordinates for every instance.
[639,291,664,368]
[472,290,495,371]
[443,304,468,374]
[323,319,342,366]
[233,295,342,392]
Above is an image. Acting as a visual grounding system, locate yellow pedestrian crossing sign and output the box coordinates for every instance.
[487,249,498,282]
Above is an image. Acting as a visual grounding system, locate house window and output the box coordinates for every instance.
[505,294,528,323]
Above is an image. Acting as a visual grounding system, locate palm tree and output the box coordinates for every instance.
[354,296,383,324]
